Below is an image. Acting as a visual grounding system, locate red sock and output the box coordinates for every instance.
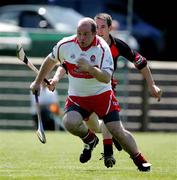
[132,153,148,166]
[103,139,113,145]
[82,129,96,144]
[103,139,113,156]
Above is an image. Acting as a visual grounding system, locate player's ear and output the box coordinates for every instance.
[110,25,113,32]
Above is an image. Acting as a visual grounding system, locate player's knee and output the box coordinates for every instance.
[63,111,82,131]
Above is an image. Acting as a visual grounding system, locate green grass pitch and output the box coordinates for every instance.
[0,131,176,180]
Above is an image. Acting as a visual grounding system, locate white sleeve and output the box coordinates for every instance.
[48,39,65,63]
[101,45,114,75]
[48,45,59,62]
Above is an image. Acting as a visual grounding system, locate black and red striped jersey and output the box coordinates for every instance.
[109,34,147,71]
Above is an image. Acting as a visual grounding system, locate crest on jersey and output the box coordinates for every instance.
[70,54,75,59]
[90,55,96,62]
[80,53,86,57]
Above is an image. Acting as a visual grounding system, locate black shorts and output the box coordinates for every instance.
[102,110,121,124]
[66,105,120,124]
[65,104,91,120]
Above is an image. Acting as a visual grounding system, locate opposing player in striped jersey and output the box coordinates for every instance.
[94,13,162,168]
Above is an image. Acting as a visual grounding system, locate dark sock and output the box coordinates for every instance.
[112,137,122,151]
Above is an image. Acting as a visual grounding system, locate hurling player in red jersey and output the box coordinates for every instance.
[31,17,161,172]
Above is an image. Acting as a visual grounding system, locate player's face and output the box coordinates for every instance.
[77,24,96,48]
[95,18,111,43]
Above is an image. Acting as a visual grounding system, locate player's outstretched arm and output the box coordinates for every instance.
[140,65,162,102]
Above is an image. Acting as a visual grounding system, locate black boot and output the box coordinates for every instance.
[102,144,116,168]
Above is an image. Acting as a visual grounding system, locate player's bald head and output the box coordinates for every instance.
[78,17,97,33]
